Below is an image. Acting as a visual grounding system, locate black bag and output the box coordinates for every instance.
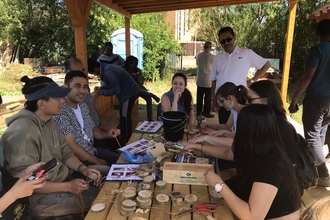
[293,133,319,189]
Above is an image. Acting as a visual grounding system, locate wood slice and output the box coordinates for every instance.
[143,175,154,184]
[159,166,164,171]
[184,194,198,205]
[122,190,136,200]
[136,196,152,206]
[138,190,152,200]
[138,171,149,177]
[121,199,137,208]
[124,186,137,192]
[120,206,136,213]
[156,194,169,204]
[155,180,166,189]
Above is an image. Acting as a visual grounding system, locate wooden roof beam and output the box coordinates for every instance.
[95,0,132,18]
[127,0,273,14]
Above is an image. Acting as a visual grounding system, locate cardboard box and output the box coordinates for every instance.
[163,162,213,186]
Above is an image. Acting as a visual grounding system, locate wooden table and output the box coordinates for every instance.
[85,124,235,220]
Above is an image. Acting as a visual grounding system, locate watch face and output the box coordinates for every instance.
[215,183,222,192]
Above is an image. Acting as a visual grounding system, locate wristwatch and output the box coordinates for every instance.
[215,182,225,193]
[250,79,255,83]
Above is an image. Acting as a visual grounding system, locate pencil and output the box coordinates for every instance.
[115,136,121,148]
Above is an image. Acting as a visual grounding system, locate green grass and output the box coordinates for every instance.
[0,64,39,95]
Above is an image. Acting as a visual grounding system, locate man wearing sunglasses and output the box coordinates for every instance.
[210,26,270,124]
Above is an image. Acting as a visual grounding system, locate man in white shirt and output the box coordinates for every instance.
[196,41,214,118]
[210,27,270,124]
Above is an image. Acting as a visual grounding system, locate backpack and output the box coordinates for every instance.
[293,133,319,189]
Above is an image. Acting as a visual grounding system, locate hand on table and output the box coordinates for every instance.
[189,135,206,143]
[210,130,226,137]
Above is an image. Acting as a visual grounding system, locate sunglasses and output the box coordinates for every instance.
[220,37,233,45]
[247,97,264,104]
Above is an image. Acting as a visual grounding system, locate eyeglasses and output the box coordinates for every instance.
[247,97,264,104]
[220,37,233,45]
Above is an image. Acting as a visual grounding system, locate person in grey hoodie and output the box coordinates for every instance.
[1,76,101,218]
[88,58,141,143]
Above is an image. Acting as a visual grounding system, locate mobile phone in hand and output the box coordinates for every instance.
[28,158,58,180]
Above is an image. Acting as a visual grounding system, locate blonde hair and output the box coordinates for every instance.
[299,196,330,220]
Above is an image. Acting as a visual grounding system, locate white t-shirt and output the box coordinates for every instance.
[72,105,90,142]
[210,46,267,93]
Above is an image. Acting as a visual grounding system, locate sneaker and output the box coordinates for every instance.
[202,113,215,118]
[317,177,330,187]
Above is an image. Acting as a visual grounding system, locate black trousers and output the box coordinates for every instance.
[196,86,212,116]
[218,106,231,124]
[138,89,153,121]
[120,94,139,143]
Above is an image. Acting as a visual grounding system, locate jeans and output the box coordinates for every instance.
[95,147,119,166]
[302,96,330,177]
[120,94,139,143]
[196,86,212,116]
[217,106,231,124]
[138,89,153,121]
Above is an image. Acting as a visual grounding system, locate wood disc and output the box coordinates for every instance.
[184,194,198,205]
[138,171,149,177]
[138,190,152,200]
[121,199,137,208]
[136,196,152,206]
[124,186,137,192]
[156,194,169,204]
[155,180,166,189]
[122,190,136,200]
[143,175,154,184]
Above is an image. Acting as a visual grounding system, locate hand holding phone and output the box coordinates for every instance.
[28,158,58,181]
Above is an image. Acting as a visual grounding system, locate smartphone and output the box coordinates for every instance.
[28,157,58,180]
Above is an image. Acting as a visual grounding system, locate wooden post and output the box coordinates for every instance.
[125,17,131,57]
[281,0,298,108]
[63,0,93,75]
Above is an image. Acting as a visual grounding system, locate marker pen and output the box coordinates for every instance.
[35,170,45,180]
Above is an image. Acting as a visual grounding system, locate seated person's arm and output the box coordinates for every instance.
[0,174,46,213]
[93,127,120,140]
[203,113,234,131]
[64,133,107,166]
[189,135,233,147]
[205,172,278,220]
[161,94,178,112]
[34,156,102,194]
[182,141,234,160]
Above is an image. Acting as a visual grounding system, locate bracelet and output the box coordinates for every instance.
[200,144,204,155]
[77,164,85,173]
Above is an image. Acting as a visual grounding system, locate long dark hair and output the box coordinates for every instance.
[233,105,294,181]
[234,104,300,209]
[216,82,248,105]
[21,76,53,112]
[172,73,193,114]
[249,80,286,120]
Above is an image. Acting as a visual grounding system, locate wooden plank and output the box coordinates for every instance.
[191,185,211,220]
[149,181,172,219]
[172,184,191,220]
[301,189,315,208]
[105,182,138,220]
[85,182,121,220]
